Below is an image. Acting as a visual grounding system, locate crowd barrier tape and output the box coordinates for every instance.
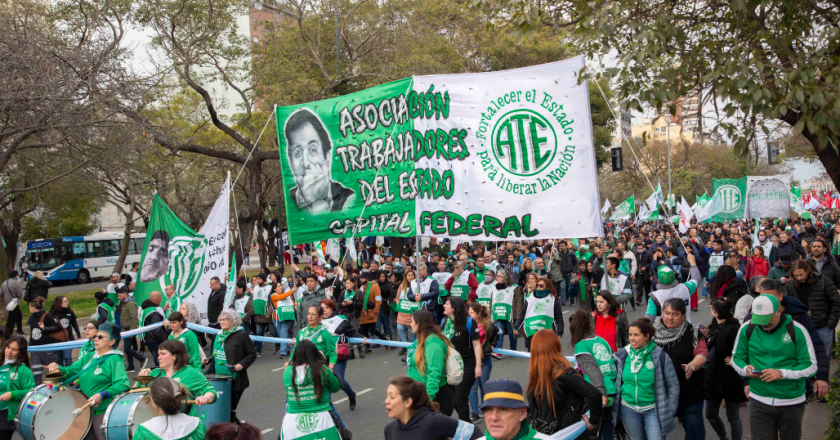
[28,322,577,364]
[27,322,166,352]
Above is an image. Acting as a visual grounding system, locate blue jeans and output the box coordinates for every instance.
[468,356,492,414]
[332,360,356,398]
[676,401,705,440]
[815,325,834,360]
[620,404,665,440]
[330,401,347,429]
[557,274,573,304]
[376,309,393,340]
[115,313,121,330]
[701,277,709,297]
[254,321,280,353]
[495,320,517,351]
[274,320,294,355]
[397,324,415,343]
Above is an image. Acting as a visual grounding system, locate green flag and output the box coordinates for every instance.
[710,178,747,221]
[610,195,635,221]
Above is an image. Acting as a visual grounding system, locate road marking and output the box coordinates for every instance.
[261,428,274,435]
[563,311,570,315]
[272,366,286,372]
[334,388,373,404]
[699,298,707,305]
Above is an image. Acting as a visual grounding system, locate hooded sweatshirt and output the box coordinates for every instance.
[283,364,341,414]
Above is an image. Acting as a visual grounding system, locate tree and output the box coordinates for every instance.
[472,0,840,190]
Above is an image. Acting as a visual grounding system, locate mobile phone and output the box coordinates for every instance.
[749,370,763,375]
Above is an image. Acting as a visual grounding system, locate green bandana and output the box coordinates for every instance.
[362,282,373,312]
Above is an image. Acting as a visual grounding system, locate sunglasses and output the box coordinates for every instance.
[537,284,547,288]
[93,335,107,340]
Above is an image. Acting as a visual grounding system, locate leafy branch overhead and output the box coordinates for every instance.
[471,0,840,190]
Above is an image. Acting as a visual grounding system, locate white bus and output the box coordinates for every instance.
[25,232,146,283]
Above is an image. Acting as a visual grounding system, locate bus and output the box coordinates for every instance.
[25,232,146,284]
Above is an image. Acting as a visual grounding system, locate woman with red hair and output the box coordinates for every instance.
[526,329,602,438]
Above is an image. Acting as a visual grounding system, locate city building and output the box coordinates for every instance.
[629,116,724,146]
[804,175,835,192]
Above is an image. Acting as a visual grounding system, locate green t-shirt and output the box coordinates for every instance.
[0,363,35,419]
[169,329,203,369]
[162,294,183,317]
[620,342,657,412]
[283,364,342,414]
[59,350,130,415]
[296,325,337,365]
[144,366,218,418]
[134,415,206,440]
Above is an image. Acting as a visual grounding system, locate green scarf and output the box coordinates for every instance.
[362,282,373,312]
[627,340,656,374]
[213,327,241,378]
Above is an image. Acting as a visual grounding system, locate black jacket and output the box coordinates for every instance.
[206,329,256,392]
[527,369,602,438]
[53,307,81,339]
[207,285,227,325]
[378,280,395,305]
[27,310,62,346]
[25,277,52,301]
[810,255,840,290]
[786,273,840,329]
[719,277,750,304]
[555,250,578,275]
[704,318,747,401]
[140,299,169,343]
[384,406,483,440]
[770,239,806,266]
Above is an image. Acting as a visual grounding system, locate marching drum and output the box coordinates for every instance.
[16,384,92,440]
[198,375,231,428]
[100,389,155,440]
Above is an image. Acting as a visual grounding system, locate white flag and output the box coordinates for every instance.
[646,182,665,210]
[696,189,726,222]
[637,204,650,221]
[678,197,693,233]
[601,199,612,214]
[346,239,358,262]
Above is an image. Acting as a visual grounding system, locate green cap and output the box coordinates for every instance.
[657,265,675,285]
[751,294,780,326]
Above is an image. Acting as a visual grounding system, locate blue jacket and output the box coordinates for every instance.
[612,345,680,436]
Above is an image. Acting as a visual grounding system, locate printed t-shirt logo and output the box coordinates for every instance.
[782,333,792,343]
[645,361,655,370]
[594,344,610,361]
[533,302,546,314]
[295,413,318,433]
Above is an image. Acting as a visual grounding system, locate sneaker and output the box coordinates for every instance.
[469,413,480,423]
[491,352,502,360]
[349,396,357,410]
[279,354,287,360]
[126,368,136,373]
[478,412,484,418]
[634,301,642,306]
[256,352,262,358]
[691,308,698,312]
[400,357,407,363]
[398,348,407,356]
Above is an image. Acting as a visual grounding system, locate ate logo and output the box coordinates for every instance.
[492,110,557,177]
[533,302,547,314]
[717,185,742,213]
[295,413,318,433]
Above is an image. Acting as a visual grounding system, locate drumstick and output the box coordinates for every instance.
[72,400,94,417]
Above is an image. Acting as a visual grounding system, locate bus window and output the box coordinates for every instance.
[59,245,74,263]
[28,248,57,271]
[108,240,121,256]
[73,242,87,258]
[88,241,103,257]
[129,238,142,255]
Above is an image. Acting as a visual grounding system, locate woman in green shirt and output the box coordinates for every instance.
[166,312,203,369]
[137,340,216,416]
[281,340,342,440]
[133,377,206,440]
[293,304,337,368]
[78,320,99,360]
[406,310,455,417]
[0,336,36,440]
[47,322,130,440]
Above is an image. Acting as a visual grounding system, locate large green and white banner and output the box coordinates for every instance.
[710,177,747,221]
[276,57,602,245]
[134,177,230,324]
[744,175,791,219]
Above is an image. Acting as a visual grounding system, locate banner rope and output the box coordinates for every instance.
[28,321,577,361]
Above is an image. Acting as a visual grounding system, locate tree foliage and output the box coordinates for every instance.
[472,0,840,190]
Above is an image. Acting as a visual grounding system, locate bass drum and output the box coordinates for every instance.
[16,384,92,440]
[101,389,155,440]
[198,375,231,428]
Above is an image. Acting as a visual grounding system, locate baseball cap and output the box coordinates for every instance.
[657,265,675,285]
[751,294,779,326]
[480,379,529,410]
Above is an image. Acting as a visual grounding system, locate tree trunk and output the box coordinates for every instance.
[111,191,135,277]
[256,230,268,269]
[0,236,8,322]
[234,162,261,272]
[391,237,405,258]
